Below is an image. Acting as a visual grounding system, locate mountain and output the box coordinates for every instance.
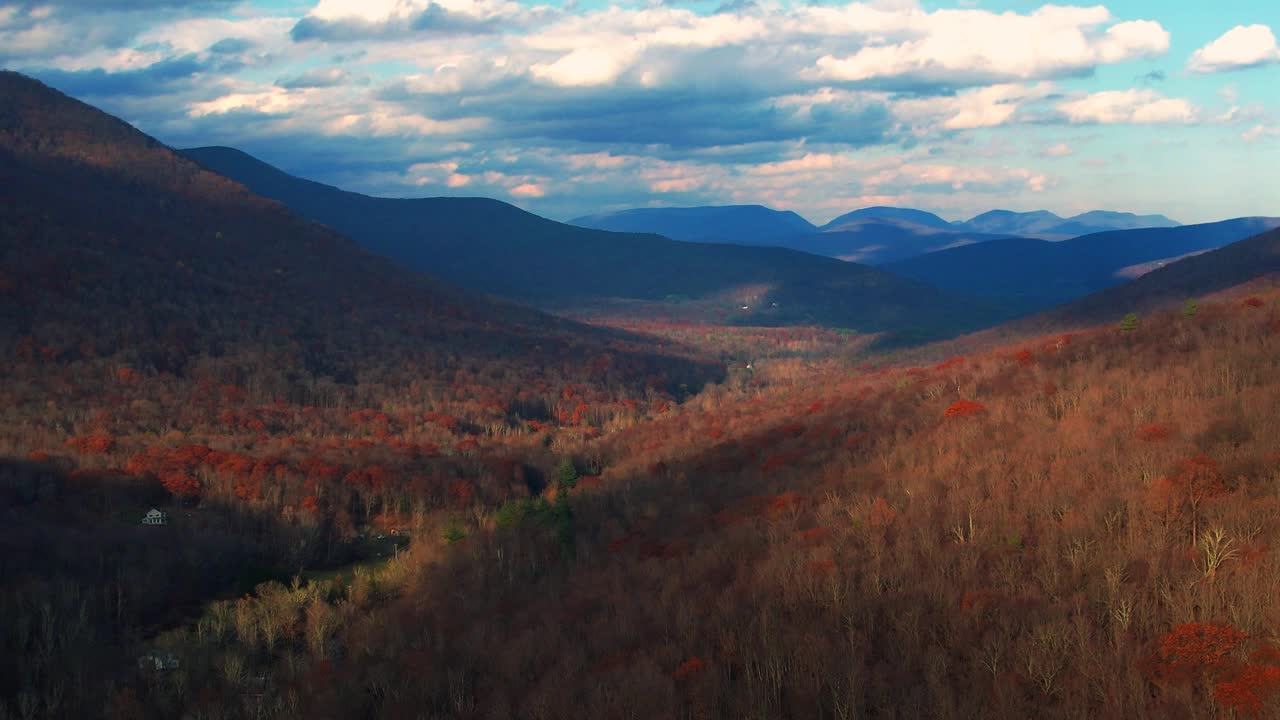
[182,146,1013,342]
[0,70,717,400]
[960,209,1067,236]
[1069,210,1180,231]
[820,206,953,231]
[885,217,1280,311]
[572,203,995,264]
[1046,225,1280,325]
[786,218,1014,264]
[0,69,731,717]
[958,208,1181,239]
[569,205,816,244]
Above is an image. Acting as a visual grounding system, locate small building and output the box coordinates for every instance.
[137,652,180,671]
[141,508,167,526]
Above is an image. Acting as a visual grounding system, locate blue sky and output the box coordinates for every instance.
[1,0,1277,224]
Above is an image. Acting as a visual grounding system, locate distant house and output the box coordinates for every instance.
[137,652,179,671]
[141,508,167,525]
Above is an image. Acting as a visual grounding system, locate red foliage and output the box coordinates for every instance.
[1242,296,1265,308]
[869,497,897,528]
[795,527,831,545]
[1014,349,1035,367]
[449,479,474,506]
[300,496,320,513]
[1213,664,1280,716]
[767,492,803,515]
[673,656,706,680]
[944,400,987,419]
[66,434,115,454]
[933,357,965,372]
[423,412,460,432]
[161,470,201,499]
[116,367,139,384]
[26,450,51,463]
[1151,623,1248,684]
[960,589,995,612]
[1136,423,1174,443]
[805,559,837,575]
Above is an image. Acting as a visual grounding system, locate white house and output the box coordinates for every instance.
[141,508,167,525]
[137,652,180,671]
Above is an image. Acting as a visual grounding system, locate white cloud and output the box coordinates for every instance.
[1188,24,1280,73]
[1043,143,1073,157]
[893,83,1053,130]
[188,88,300,116]
[1057,89,1196,125]
[813,7,1168,84]
[1242,125,1280,142]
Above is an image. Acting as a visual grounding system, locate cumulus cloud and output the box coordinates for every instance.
[290,0,539,41]
[1057,89,1196,125]
[1188,25,1280,73]
[893,83,1054,131]
[0,0,1236,220]
[813,7,1168,86]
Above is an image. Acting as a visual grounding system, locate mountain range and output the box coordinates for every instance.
[885,217,1280,311]
[0,71,716,390]
[571,204,1183,264]
[182,146,1012,342]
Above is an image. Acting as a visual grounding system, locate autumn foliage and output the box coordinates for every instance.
[943,399,987,418]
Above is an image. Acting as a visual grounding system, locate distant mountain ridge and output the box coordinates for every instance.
[182,146,1012,343]
[570,205,815,244]
[567,204,1184,264]
[820,207,954,231]
[886,217,1280,312]
[958,208,1180,238]
[1044,225,1280,326]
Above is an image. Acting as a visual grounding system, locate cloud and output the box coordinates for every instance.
[813,8,1168,86]
[1057,89,1196,125]
[1042,143,1073,158]
[278,67,350,89]
[1242,125,1280,142]
[0,0,1238,222]
[1188,25,1280,73]
[893,83,1054,131]
[290,0,533,41]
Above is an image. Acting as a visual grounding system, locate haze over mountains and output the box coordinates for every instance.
[572,204,1185,264]
[183,146,1011,341]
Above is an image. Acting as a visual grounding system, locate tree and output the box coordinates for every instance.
[555,458,578,492]
[1119,312,1140,333]
[1183,299,1199,318]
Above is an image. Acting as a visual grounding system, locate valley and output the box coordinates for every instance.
[2,39,1279,720]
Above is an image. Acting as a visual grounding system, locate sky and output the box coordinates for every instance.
[1,0,1277,225]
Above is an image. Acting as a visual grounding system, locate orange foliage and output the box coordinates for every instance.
[65,434,115,454]
[943,400,986,419]
[1214,664,1280,716]
[1151,623,1248,684]
[868,497,897,528]
[1136,423,1174,442]
[795,527,831,545]
[673,657,706,680]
